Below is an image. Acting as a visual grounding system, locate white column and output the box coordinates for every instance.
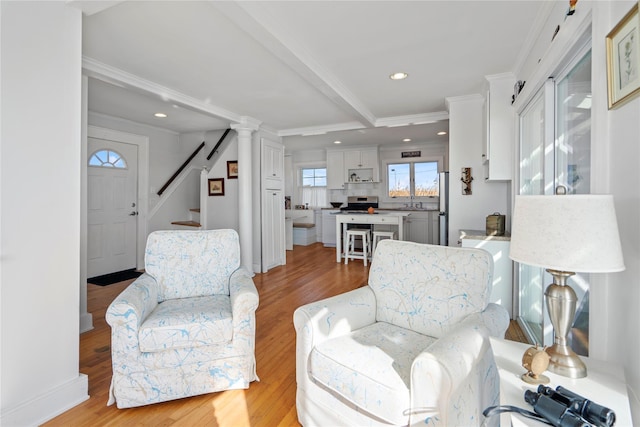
[231,118,261,273]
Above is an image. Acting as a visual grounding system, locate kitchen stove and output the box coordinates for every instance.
[340,196,379,212]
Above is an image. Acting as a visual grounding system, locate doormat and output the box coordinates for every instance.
[88,269,142,286]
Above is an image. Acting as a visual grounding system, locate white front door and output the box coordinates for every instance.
[87,138,138,277]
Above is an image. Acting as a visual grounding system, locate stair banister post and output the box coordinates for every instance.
[200,167,209,230]
[231,117,261,275]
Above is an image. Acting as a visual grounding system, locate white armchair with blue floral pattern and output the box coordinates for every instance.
[106,229,259,408]
[294,240,509,426]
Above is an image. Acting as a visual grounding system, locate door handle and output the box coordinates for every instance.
[129,211,138,216]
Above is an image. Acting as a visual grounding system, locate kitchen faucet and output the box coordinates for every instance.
[404,197,423,209]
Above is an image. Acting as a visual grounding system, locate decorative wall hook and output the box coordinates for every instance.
[461,167,473,195]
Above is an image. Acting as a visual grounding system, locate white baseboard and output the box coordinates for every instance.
[1,374,89,426]
[80,311,94,334]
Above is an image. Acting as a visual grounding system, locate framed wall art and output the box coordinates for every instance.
[227,160,238,179]
[606,3,640,109]
[208,178,225,196]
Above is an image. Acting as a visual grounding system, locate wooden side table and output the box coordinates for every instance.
[490,337,633,426]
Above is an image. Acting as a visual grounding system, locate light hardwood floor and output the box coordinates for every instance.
[44,242,526,427]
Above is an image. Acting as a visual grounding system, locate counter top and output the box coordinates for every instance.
[319,207,438,212]
[459,229,511,242]
[378,208,439,212]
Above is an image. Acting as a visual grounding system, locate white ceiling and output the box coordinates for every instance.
[76,1,548,152]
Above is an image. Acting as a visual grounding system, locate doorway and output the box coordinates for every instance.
[84,125,149,280]
[87,138,138,277]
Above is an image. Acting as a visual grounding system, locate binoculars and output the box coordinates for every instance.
[524,385,616,427]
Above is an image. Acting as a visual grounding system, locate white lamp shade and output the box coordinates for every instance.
[509,195,625,273]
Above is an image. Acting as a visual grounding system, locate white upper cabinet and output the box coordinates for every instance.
[343,148,379,182]
[327,148,380,188]
[483,73,515,181]
[326,150,346,189]
[262,138,284,189]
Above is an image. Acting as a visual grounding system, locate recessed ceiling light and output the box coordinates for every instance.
[403,138,412,142]
[333,140,342,144]
[154,113,168,118]
[437,131,447,136]
[389,72,408,80]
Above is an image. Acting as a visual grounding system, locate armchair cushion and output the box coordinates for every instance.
[369,240,492,339]
[139,295,233,353]
[145,229,240,301]
[310,321,436,425]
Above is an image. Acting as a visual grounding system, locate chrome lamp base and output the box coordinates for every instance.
[544,269,587,379]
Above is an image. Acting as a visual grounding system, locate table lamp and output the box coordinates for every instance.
[509,194,625,378]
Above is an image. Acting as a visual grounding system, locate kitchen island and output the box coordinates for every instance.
[335,212,409,262]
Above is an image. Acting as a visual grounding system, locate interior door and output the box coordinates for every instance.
[87,138,138,277]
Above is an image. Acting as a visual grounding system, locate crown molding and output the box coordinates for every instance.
[375,111,449,127]
[88,111,180,136]
[278,121,366,137]
[82,56,242,124]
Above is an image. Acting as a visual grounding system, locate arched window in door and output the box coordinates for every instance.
[89,149,127,168]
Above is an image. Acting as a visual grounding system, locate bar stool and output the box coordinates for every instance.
[372,230,396,259]
[344,229,370,266]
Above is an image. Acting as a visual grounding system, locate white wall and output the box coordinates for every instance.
[203,132,240,230]
[0,2,88,425]
[599,1,640,421]
[447,95,509,246]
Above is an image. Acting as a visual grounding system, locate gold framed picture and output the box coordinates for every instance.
[606,3,640,109]
[208,178,225,196]
[227,160,238,179]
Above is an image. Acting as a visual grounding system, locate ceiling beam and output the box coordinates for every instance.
[210,1,377,128]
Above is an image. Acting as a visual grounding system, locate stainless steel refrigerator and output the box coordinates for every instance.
[438,172,449,245]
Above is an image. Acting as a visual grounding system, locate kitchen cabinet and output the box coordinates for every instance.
[344,148,379,182]
[460,230,512,317]
[314,209,323,242]
[322,209,339,246]
[262,188,286,270]
[261,138,285,272]
[403,211,439,244]
[483,73,515,181]
[263,137,284,189]
[326,151,345,189]
[285,217,293,251]
[327,148,380,188]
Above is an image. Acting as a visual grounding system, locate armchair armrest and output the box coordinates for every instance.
[462,303,510,338]
[105,273,159,352]
[410,322,493,425]
[229,267,259,326]
[294,286,377,347]
[294,286,376,389]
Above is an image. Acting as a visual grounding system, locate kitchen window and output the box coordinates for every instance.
[298,167,327,208]
[387,161,438,199]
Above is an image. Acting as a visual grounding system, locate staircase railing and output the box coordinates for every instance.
[207,128,231,160]
[157,141,205,196]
